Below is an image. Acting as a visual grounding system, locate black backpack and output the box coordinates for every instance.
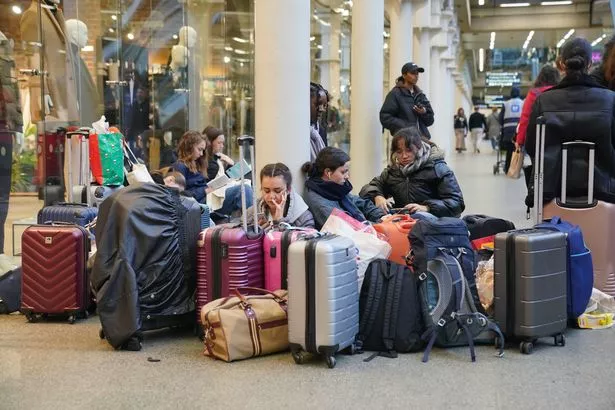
[408,217,483,314]
[419,252,505,362]
[357,259,424,360]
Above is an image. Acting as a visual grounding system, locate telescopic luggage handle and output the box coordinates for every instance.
[533,116,547,224]
[559,141,597,208]
[237,135,258,234]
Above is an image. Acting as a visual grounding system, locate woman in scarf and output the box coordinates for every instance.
[303,147,386,229]
[360,126,465,218]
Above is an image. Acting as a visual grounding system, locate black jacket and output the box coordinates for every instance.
[526,73,615,205]
[454,115,468,130]
[380,85,434,138]
[469,112,487,130]
[590,64,608,89]
[359,144,465,217]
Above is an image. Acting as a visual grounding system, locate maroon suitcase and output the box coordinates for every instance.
[20,224,90,323]
[196,136,264,327]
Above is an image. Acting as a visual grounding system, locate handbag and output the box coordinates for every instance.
[507,148,522,179]
[200,288,289,362]
[123,140,154,185]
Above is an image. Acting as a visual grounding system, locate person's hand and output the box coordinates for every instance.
[374,195,390,212]
[271,192,287,221]
[515,142,522,151]
[413,105,427,115]
[404,203,429,213]
[205,186,213,195]
[218,153,234,166]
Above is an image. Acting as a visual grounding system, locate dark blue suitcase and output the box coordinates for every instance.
[0,267,21,314]
[37,202,98,227]
[199,203,210,230]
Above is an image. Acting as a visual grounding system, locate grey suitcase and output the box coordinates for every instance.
[287,234,359,368]
[494,229,568,354]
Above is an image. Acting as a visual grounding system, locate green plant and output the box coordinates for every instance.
[10,150,36,193]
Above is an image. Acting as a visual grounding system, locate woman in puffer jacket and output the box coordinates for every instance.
[303,147,386,229]
[360,126,465,218]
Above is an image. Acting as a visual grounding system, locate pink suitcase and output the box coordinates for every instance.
[543,141,615,296]
[196,136,264,326]
[263,227,317,291]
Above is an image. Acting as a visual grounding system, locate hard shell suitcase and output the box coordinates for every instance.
[543,141,615,296]
[21,224,90,323]
[373,214,416,265]
[263,227,317,291]
[38,130,97,226]
[287,234,359,369]
[196,136,264,327]
[494,229,567,354]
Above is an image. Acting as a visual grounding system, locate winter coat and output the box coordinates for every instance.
[172,161,207,203]
[516,85,553,146]
[453,115,468,131]
[359,143,465,217]
[246,189,315,229]
[526,73,615,206]
[468,112,487,130]
[486,113,501,139]
[304,187,386,230]
[380,85,434,138]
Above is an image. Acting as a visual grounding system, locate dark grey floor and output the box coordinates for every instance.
[1,145,614,410]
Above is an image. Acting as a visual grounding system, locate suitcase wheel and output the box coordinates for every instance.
[25,312,38,323]
[291,350,307,365]
[68,315,76,324]
[325,355,336,369]
[554,334,566,347]
[99,328,105,340]
[520,341,534,355]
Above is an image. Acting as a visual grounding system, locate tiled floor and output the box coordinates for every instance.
[1,143,614,410]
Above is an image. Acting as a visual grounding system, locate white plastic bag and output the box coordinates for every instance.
[91,115,109,135]
[123,140,154,185]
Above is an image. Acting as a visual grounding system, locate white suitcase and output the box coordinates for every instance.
[287,234,359,368]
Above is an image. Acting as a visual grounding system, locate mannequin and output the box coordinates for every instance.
[169,45,189,85]
[20,0,78,122]
[65,19,101,127]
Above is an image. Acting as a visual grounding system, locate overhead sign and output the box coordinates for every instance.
[485,95,505,107]
[485,72,521,87]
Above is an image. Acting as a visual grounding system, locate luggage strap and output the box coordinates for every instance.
[381,262,404,356]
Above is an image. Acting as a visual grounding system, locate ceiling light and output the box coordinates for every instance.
[223,56,231,63]
[224,46,233,51]
[479,48,485,72]
[111,14,117,21]
[489,32,496,50]
[540,1,572,5]
[592,34,608,47]
[310,36,316,42]
[383,31,390,38]
[11,5,22,14]
[240,62,244,67]
[232,36,249,44]
[478,0,485,5]
[345,0,353,6]
[523,30,535,49]
[126,33,135,40]
[500,3,530,7]
[341,9,350,17]
[108,28,115,33]
[81,45,94,52]
[384,43,388,49]
[234,49,248,55]
[563,29,575,40]
[317,45,323,50]
[172,34,178,40]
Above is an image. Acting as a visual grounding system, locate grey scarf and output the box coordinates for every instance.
[401,141,431,176]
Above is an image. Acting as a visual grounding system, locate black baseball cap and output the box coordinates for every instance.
[401,62,425,74]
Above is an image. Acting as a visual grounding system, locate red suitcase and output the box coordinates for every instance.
[196,136,264,327]
[20,224,90,323]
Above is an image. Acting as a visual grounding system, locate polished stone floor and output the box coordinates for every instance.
[1,142,613,410]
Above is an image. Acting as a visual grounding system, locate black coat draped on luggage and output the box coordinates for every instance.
[91,184,199,348]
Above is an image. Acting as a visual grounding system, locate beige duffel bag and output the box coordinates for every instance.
[200,287,289,362]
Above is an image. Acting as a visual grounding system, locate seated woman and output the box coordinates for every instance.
[247,163,315,229]
[203,126,234,179]
[526,37,615,205]
[172,130,252,216]
[303,147,385,229]
[359,126,465,218]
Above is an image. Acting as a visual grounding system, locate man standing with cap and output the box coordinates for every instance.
[380,62,434,139]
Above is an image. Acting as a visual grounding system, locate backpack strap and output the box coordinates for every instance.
[381,262,404,358]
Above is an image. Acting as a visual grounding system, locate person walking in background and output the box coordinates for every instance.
[380,62,435,139]
[499,87,524,173]
[515,65,560,189]
[310,82,327,160]
[453,108,468,153]
[468,106,487,154]
[485,107,501,151]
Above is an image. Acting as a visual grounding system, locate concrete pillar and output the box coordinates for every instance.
[318,13,341,100]
[254,0,310,192]
[429,46,446,149]
[350,0,384,192]
[388,0,414,86]
[417,29,431,97]
[340,31,351,108]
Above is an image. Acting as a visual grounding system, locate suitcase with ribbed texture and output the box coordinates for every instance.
[287,234,359,369]
[20,224,90,323]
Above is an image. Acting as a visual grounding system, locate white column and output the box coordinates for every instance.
[255,0,310,192]
[429,46,444,147]
[318,13,341,99]
[340,31,351,108]
[417,29,431,97]
[389,0,414,86]
[350,0,384,192]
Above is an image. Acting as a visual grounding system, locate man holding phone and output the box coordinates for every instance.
[380,62,434,139]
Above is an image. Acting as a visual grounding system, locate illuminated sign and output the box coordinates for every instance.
[485,72,521,87]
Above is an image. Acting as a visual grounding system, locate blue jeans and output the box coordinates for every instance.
[412,211,438,222]
[215,184,253,216]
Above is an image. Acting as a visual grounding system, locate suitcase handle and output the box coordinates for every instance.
[237,136,258,234]
[559,141,597,208]
[234,287,286,302]
[55,202,90,207]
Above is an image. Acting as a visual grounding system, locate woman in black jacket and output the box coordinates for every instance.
[526,37,615,206]
[359,126,465,218]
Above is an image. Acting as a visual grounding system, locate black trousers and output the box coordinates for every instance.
[0,132,13,254]
[502,141,515,174]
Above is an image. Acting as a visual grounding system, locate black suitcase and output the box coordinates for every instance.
[462,214,515,241]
